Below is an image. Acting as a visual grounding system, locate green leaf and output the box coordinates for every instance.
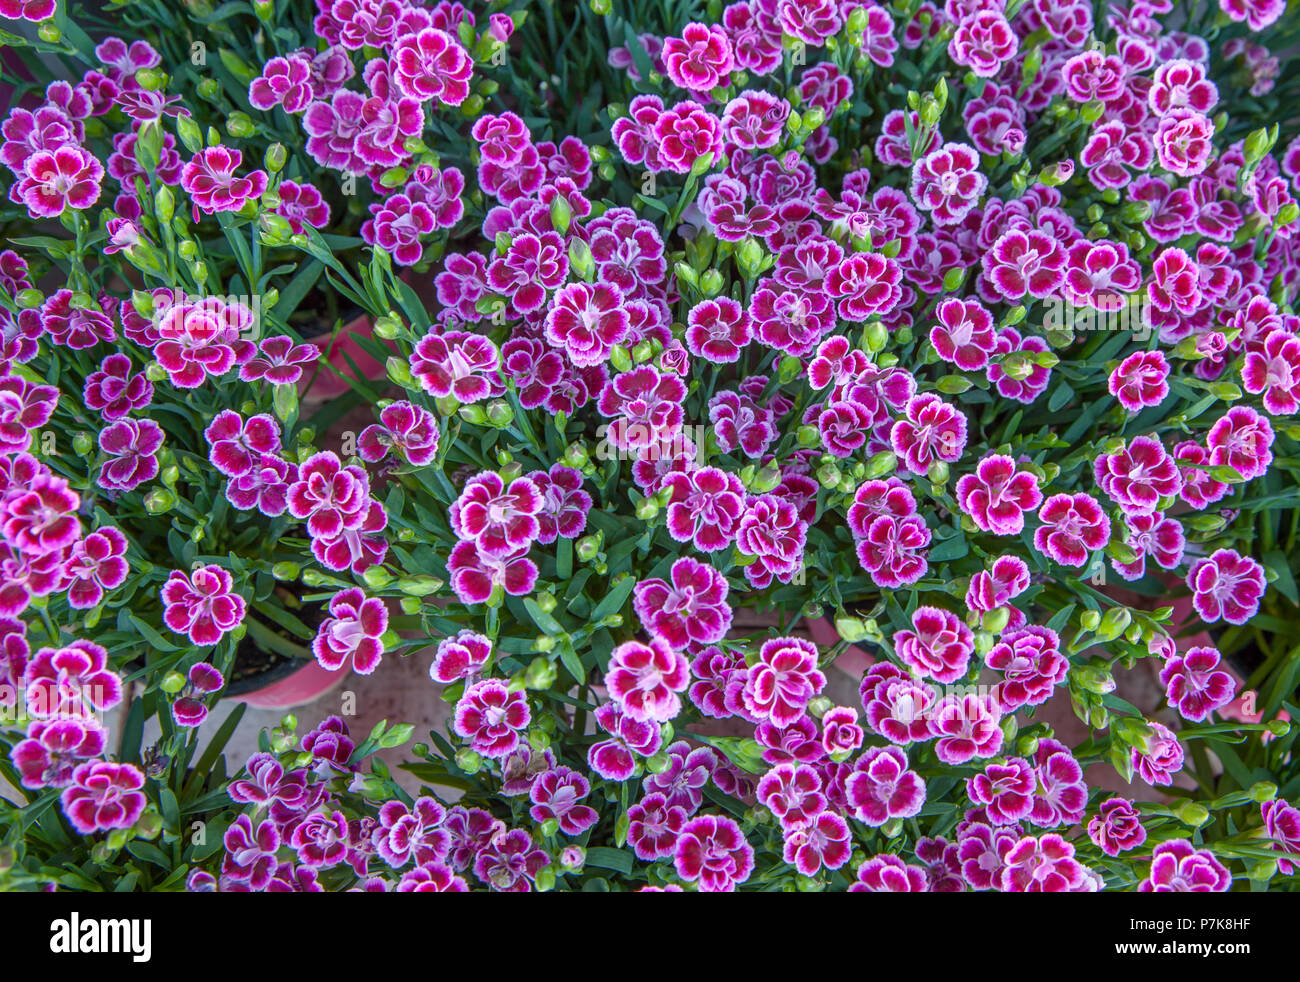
[585,846,633,875]
[590,577,635,622]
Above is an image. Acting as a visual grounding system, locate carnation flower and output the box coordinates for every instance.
[160,564,245,646]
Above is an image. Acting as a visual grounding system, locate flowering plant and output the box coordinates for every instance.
[4,0,1300,893]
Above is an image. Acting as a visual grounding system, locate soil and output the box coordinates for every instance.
[225,596,327,697]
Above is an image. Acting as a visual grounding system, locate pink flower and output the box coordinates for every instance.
[11,718,105,790]
[528,464,591,543]
[757,762,826,830]
[61,760,145,834]
[487,231,567,314]
[181,146,267,214]
[97,418,163,492]
[652,100,721,174]
[2,472,80,556]
[0,375,57,453]
[890,393,967,475]
[1242,329,1300,415]
[17,146,103,218]
[447,539,537,604]
[1132,721,1185,787]
[287,451,370,538]
[999,834,1088,892]
[83,353,151,421]
[545,282,629,367]
[968,758,1036,825]
[820,706,864,759]
[1261,800,1300,875]
[313,588,387,675]
[454,679,530,758]
[1140,839,1230,892]
[685,297,751,363]
[910,142,986,226]
[1094,436,1182,516]
[430,630,492,685]
[735,494,807,587]
[826,252,902,321]
[860,663,937,745]
[948,10,1017,78]
[634,557,731,648]
[588,702,662,781]
[597,366,686,452]
[929,694,1003,765]
[530,766,598,836]
[369,193,435,266]
[1187,549,1266,626]
[248,55,313,113]
[161,564,245,646]
[1218,0,1285,29]
[625,792,686,861]
[1033,493,1110,567]
[1079,121,1153,190]
[956,454,1042,535]
[1109,350,1170,411]
[663,465,746,552]
[357,401,439,467]
[1206,405,1274,481]
[662,22,733,93]
[1062,50,1126,102]
[204,410,280,479]
[1155,109,1214,177]
[390,28,472,104]
[23,639,121,720]
[846,745,926,825]
[721,90,788,151]
[605,637,690,723]
[226,454,291,516]
[1088,798,1147,858]
[856,513,930,587]
[986,626,1067,711]
[450,471,542,558]
[1173,440,1228,509]
[783,811,852,876]
[743,636,825,727]
[930,298,996,371]
[62,526,128,609]
[982,229,1066,301]
[1063,238,1141,310]
[153,297,249,388]
[410,330,501,403]
[894,606,973,685]
[1147,246,1203,315]
[851,854,930,892]
[673,814,753,892]
[778,0,842,46]
[1149,59,1218,116]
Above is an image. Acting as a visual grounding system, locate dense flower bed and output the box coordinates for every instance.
[0,0,1299,892]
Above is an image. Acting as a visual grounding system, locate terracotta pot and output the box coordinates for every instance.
[804,617,875,678]
[229,658,351,710]
[299,312,395,404]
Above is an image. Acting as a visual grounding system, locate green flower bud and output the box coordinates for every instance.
[700,268,724,296]
[569,237,596,281]
[609,344,633,373]
[455,749,483,774]
[160,671,186,694]
[1080,609,1101,632]
[525,656,557,690]
[865,450,896,478]
[271,562,299,581]
[226,111,256,139]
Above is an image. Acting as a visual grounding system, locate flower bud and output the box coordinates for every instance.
[700,268,724,296]
[1175,800,1210,828]
[455,749,483,774]
[360,566,393,591]
[525,656,557,690]
[569,238,596,281]
[609,344,633,373]
[272,562,299,581]
[160,671,186,694]
[1079,609,1101,632]
[226,111,256,139]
